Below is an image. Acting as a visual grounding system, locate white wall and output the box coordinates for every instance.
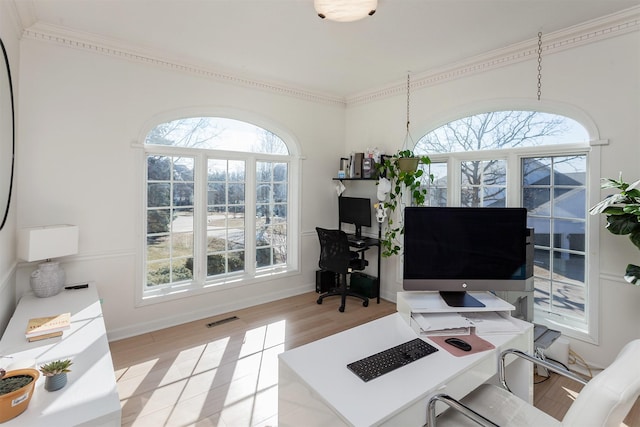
[0,1,21,333]
[15,35,346,340]
[8,5,640,369]
[345,28,640,367]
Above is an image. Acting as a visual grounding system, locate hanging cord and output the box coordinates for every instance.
[537,31,543,101]
[406,72,411,133]
[403,72,413,150]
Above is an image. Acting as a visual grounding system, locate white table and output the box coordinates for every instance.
[278,312,532,426]
[0,285,121,426]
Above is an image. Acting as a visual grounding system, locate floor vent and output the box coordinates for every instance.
[206,316,239,328]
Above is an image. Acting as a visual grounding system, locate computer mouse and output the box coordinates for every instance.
[444,337,472,352]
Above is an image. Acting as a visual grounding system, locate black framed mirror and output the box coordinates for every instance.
[0,38,15,231]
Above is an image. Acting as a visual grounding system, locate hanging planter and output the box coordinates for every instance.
[374,73,433,257]
[397,156,419,173]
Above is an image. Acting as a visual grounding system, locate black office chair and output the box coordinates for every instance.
[315,227,369,312]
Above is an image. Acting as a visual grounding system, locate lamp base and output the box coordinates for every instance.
[30,261,65,298]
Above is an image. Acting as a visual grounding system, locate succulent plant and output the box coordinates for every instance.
[0,371,36,395]
[39,359,73,377]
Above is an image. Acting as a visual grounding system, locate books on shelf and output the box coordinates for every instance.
[25,312,71,339]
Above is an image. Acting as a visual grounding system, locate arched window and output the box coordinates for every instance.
[143,116,296,299]
[415,110,594,338]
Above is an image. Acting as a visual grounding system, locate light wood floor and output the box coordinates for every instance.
[109,292,639,426]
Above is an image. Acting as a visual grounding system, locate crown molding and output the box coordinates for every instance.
[21,22,346,107]
[18,6,639,109]
[346,6,640,107]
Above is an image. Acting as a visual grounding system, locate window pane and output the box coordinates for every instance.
[174,157,194,181]
[147,155,171,180]
[256,248,271,267]
[228,184,245,204]
[173,183,194,206]
[147,235,169,261]
[554,156,586,185]
[530,217,551,247]
[523,188,550,215]
[145,117,289,154]
[425,162,447,207]
[460,160,506,207]
[553,219,584,250]
[553,188,586,219]
[148,183,170,207]
[534,248,551,279]
[145,154,195,289]
[523,157,551,185]
[208,183,226,205]
[550,280,585,319]
[206,159,246,278]
[482,187,506,207]
[415,111,588,154]
[525,155,587,323]
[255,161,288,269]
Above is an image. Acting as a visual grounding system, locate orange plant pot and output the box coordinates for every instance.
[0,368,39,423]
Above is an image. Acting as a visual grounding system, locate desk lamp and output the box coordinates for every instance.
[17,225,79,298]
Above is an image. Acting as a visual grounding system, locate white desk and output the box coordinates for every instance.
[0,286,121,426]
[278,312,532,426]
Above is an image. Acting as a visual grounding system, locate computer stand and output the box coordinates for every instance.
[439,291,486,308]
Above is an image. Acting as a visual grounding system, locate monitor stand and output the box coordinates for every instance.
[439,291,486,308]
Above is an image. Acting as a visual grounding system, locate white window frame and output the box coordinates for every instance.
[135,113,301,306]
[421,137,604,344]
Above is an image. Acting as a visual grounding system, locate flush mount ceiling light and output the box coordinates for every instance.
[314,0,377,22]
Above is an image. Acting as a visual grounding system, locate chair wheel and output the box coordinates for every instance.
[363,300,369,307]
[339,306,345,312]
[317,298,323,305]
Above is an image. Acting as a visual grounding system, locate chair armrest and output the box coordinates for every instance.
[426,393,499,427]
[499,348,588,392]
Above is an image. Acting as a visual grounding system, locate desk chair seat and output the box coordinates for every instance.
[315,227,369,312]
[428,339,640,427]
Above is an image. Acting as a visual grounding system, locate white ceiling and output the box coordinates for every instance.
[12,0,640,98]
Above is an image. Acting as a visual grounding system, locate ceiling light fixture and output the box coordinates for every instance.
[314,0,377,22]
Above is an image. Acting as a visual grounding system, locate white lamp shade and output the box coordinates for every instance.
[18,225,79,262]
[314,0,377,22]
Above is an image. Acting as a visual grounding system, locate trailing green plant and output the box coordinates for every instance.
[39,359,73,377]
[589,174,640,285]
[376,150,433,257]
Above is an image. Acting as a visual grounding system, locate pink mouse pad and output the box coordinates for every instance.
[430,334,495,357]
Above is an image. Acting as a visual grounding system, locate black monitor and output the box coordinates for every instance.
[403,207,533,308]
[339,196,372,238]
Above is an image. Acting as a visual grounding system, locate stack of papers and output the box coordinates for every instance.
[412,311,521,336]
[412,312,473,336]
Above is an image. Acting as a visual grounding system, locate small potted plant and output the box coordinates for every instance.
[375,150,433,256]
[590,174,640,284]
[39,359,73,392]
[0,367,40,422]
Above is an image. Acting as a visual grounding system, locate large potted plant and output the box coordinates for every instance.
[375,150,432,256]
[0,367,39,422]
[589,174,640,284]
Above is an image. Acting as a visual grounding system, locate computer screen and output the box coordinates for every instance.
[403,207,533,307]
[339,196,372,238]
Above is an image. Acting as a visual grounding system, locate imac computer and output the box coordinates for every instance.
[403,207,533,308]
[339,196,372,238]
